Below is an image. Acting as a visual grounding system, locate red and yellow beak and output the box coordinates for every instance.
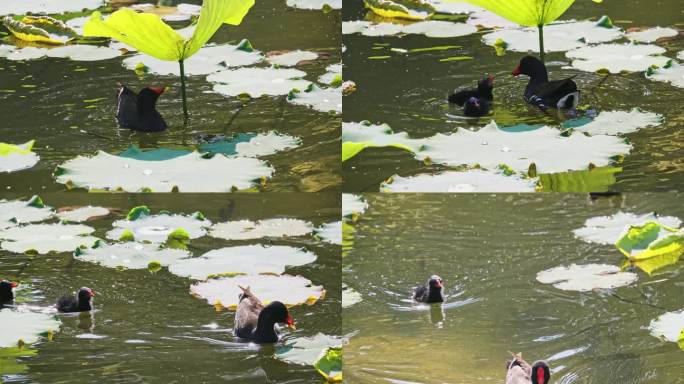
[150,86,168,95]
[10,282,18,288]
[88,289,97,297]
[286,314,296,330]
[512,65,521,76]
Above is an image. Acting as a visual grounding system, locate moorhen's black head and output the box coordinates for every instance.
[77,287,96,304]
[0,280,18,303]
[531,361,550,384]
[260,301,296,329]
[512,56,547,79]
[137,87,166,113]
[477,74,494,92]
[428,275,443,290]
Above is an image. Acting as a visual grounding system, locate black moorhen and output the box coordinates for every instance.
[448,74,494,105]
[512,56,579,111]
[234,286,295,343]
[0,280,18,305]
[506,353,550,384]
[56,287,96,313]
[413,275,444,303]
[116,85,168,132]
[463,96,491,117]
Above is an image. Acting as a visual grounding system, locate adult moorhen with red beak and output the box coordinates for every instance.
[0,280,18,305]
[56,287,96,313]
[506,353,550,384]
[234,286,296,343]
[512,56,579,111]
[116,85,168,132]
[413,275,444,303]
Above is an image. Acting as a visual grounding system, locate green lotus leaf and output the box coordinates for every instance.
[539,166,620,192]
[313,347,343,382]
[615,222,684,274]
[455,0,600,27]
[574,212,681,245]
[364,0,435,20]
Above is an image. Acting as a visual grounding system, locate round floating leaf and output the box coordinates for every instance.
[0,196,53,230]
[117,146,191,161]
[342,194,367,218]
[365,0,434,20]
[190,274,325,310]
[536,263,638,291]
[123,41,263,76]
[426,0,479,14]
[483,19,622,53]
[208,67,311,97]
[342,121,425,162]
[342,20,477,38]
[573,212,681,245]
[318,63,342,85]
[342,284,362,308]
[57,206,110,222]
[4,44,122,62]
[107,211,211,243]
[169,245,317,279]
[286,0,341,10]
[626,27,678,43]
[267,50,319,66]
[0,140,39,173]
[55,151,273,192]
[275,333,343,365]
[380,169,537,192]
[199,132,301,158]
[566,43,670,73]
[314,347,343,382]
[75,242,190,270]
[0,308,61,348]
[2,15,77,45]
[646,60,684,89]
[287,84,342,114]
[0,223,99,254]
[649,310,684,345]
[568,109,663,135]
[315,221,342,245]
[210,219,314,240]
[0,0,103,16]
[466,7,517,29]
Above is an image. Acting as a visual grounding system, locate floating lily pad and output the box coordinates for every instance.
[573,212,681,245]
[0,223,99,254]
[209,219,313,240]
[2,15,77,45]
[208,67,311,97]
[0,308,60,348]
[315,221,342,245]
[626,27,679,43]
[342,20,477,38]
[286,0,342,10]
[381,169,537,192]
[342,194,367,218]
[342,121,425,162]
[466,7,517,29]
[0,196,53,230]
[566,43,670,73]
[342,284,362,308]
[536,263,638,291]
[646,60,684,89]
[314,347,343,382]
[0,0,104,16]
[267,50,318,66]
[123,41,263,76]
[0,140,39,173]
[275,333,343,365]
[57,206,110,222]
[107,209,210,243]
[190,274,325,310]
[287,84,342,114]
[55,151,273,192]
[75,242,190,270]
[648,310,684,346]
[168,245,317,279]
[568,109,663,135]
[318,63,342,85]
[483,19,622,53]
[4,45,121,62]
[199,132,301,157]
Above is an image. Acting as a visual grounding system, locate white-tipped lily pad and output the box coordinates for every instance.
[124,41,263,76]
[417,121,631,174]
[5,45,121,62]
[573,212,681,245]
[0,0,103,16]
[571,109,663,135]
[380,169,537,192]
[208,67,311,98]
[286,0,341,10]
[234,132,301,157]
[342,20,477,38]
[647,60,684,89]
[648,310,684,344]
[210,219,313,241]
[0,196,53,230]
[287,84,342,114]
[536,263,638,291]
[626,27,679,43]
[483,20,623,53]
[566,43,670,73]
[0,308,60,348]
[56,206,110,223]
[267,50,318,66]
[318,63,342,85]
[108,212,210,243]
[0,223,99,254]
[76,242,190,270]
[168,245,317,279]
[275,333,343,365]
[1,140,39,173]
[342,284,362,308]
[342,194,367,218]
[342,121,425,159]
[315,221,342,244]
[55,151,273,192]
[190,274,325,309]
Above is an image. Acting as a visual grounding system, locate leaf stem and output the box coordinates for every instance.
[179,59,188,122]
[538,24,545,64]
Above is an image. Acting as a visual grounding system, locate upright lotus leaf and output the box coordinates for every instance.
[275,333,343,366]
[2,16,77,45]
[539,166,620,192]
[107,211,211,243]
[0,140,39,173]
[75,242,190,270]
[0,196,53,230]
[615,222,684,274]
[0,223,99,254]
[649,310,684,348]
[536,263,638,291]
[314,347,343,382]
[209,219,314,240]
[574,212,681,245]
[315,221,343,245]
[0,308,61,348]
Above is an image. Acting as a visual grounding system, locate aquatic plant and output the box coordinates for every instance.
[454,0,602,63]
[83,0,254,121]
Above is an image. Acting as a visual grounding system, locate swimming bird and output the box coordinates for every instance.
[463,96,491,117]
[512,56,579,111]
[0,280,18,305]
[234,286,295,343]
[413,275,444,303]
[506,353,551,384]
[56,287,96,313]
[116,85,168,132]
[448,74,494,105]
